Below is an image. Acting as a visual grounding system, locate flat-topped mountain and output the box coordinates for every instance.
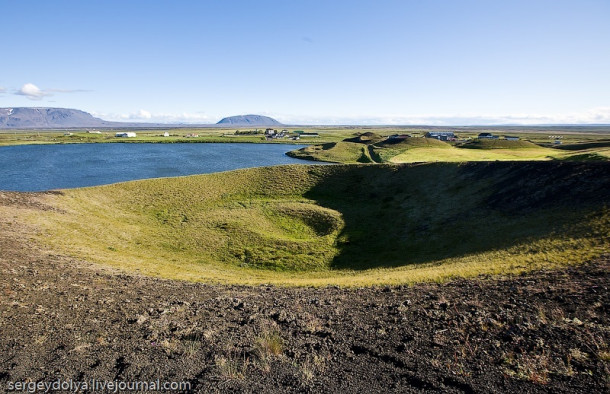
[217,114,282,126]
[0,107,115,129]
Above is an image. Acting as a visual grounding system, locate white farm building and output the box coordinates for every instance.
[115,132,137,138]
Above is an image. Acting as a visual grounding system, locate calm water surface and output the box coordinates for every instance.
[0,143,311,191]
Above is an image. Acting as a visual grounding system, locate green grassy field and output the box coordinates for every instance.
[30,162,609,286]
[1,126,609,147]
[0,129,308,146]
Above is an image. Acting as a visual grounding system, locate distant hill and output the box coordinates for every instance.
[0,107,116,129]
[217,114,282,126]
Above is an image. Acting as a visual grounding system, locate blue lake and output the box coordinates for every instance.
[0,143,311,192]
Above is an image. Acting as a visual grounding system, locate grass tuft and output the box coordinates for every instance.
[255,330,284,360]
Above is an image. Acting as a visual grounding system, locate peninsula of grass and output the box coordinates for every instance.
[28,161,609,287]
[287,134,610,164]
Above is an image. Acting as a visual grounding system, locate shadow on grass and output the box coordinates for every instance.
[553,140,610,151]
[303,161,610,270]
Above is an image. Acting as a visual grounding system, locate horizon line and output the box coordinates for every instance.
[2,106,610,128]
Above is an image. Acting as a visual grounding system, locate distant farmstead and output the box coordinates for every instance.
[264,128,289,140]
[478,132,498,139]
[388,134,411,141]
[298,132,319,137]
[425,131,455,141]
[115,132,137,138]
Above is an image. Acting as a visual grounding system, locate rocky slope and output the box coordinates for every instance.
[0,191,608,393]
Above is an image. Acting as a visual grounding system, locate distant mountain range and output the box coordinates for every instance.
[216,114,282,126]
[2,107,607,130]
[0,108,283,129]
[0,107,118,129]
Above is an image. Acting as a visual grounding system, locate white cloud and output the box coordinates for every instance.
[0,87,6,94]
[15,83,51,100]
[130,109,152,119]
[13,83,89,100]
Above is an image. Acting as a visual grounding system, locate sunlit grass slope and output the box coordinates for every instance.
[34,162,609,286]
[388,145,558,162]
[458,139,542,149]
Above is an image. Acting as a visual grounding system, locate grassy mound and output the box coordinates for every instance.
[458,139,541,149]
[287,141,375,163]
[377,137,451,148]
[343,132,385,144]
[373,137,451,162]
[33,162,609,286]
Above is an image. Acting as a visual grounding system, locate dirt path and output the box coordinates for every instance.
[0,192,608,393]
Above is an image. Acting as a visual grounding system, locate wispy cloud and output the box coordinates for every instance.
[94,110,214,124]
[14,83,90,100]
[127,109,152,119]
[92,107,610,126]
[0,87,6,94]
[273,107,610,125]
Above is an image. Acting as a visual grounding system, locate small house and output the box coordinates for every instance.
[388,134,411,141]
[425,131,455,141]
[163,132,170,137]
[478,132,497,139]
[115,132,137,138]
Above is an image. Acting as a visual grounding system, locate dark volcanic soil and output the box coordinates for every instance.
[0,192,608,393]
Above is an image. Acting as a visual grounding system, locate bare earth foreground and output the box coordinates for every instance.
[0,192,608,393]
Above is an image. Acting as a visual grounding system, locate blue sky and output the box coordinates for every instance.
[1,0,609,125]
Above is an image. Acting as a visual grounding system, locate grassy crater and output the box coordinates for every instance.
[32,162,610,286]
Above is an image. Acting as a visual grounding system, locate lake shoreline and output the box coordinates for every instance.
[0,142,312,192]
[0,138,310,147]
